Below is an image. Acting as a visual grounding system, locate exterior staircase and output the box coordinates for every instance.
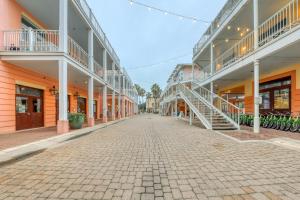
[177,83,240,130]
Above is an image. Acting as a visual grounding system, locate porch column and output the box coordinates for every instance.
[189,109,193,126]
[122,75,126,117]
[57,60,69,134]
[118,72,121,118]
[185,102,187,118]
[112,63,116,120]
[102,50,108,123]
[253,60,260,133]
[253,0,259,50]
[175,97,178,118]
[87,29,94,126]
[210,42,214,75]
[59,0,68,52]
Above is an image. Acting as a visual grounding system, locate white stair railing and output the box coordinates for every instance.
[192,81,241,129]
[177,83,212,129]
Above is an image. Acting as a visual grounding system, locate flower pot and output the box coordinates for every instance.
[68,113,85,129]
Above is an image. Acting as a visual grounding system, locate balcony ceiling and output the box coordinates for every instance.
[195,0,292,63]
[211,40,300,90]
[16,0,59,29]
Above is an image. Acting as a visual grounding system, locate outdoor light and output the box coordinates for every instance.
[49,86,58,96]
[237,27,240,31]
[225,39,229,43]
[227,26,231,30]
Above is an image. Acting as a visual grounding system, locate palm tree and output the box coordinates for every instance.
[151,83,162,113]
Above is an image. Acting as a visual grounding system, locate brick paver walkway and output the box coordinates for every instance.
[0,115,299,200]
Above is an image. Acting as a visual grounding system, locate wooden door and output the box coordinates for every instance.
[77,97,86,114]
[16,95,32,130]
[16,85,44,131]
[93,100,97,119]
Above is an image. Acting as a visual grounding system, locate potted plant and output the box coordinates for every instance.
[68,113,85,129]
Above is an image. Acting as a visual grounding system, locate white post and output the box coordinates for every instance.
[57,60,69,133]
[88,29,94,72]
[112,63,116,120]
[118,72,121,118]
[253,0,259,50]
[253,0,260,133]
[88,77,94,126]
[254,60,260,133]
[87,29,94,126]
[175,97,178,119]
[210,42,214,75]
[189,110,193,126]
[102,49,108,122]
[28,29,34,51]
[59,0,68,53]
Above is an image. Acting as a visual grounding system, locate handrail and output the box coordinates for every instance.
[68,36,88,67]
[74,0,120,65]
[177,83,212,129]
[192,81,241,128]
[194,0,300,85]
[193,0,243,56]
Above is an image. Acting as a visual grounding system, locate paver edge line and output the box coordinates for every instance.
[0,117,132,165]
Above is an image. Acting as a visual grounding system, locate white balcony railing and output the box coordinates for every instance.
[75,0,120,65]
[214,31,254,72]
[2,29,59,52]
[193,0,243,56]
[68,37,88,68]
[94,60,104,79]
[258,0,300,47]
[196,0,300,84]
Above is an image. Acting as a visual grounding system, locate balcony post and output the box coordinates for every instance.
[88,29,94,72]
[122,75,126,118]
[189,110,193,126]
[102,49,108,123]
[88,77,94,126]
[175,97,178,119]
[59,0,68,53]
[28,29,34,51]
[57,59,69,134]
[118,72,121,118]
[253,0,259,49]
[112,63,116,120]
[210,43,214,74]
[253,60,260,133]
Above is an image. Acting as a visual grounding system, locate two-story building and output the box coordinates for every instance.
[0,0,138,134]
[192,0,300,133]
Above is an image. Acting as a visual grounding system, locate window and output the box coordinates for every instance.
[32,99,41,113]
[178,71,184,81]
[16,97,28,113]
[16,85,42,97]
[21,17,38,30]
[274,89,289,109]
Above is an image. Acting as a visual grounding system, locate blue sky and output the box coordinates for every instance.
[86,0,226,92]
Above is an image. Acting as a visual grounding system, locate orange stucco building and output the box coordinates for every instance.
[0,0,138,134]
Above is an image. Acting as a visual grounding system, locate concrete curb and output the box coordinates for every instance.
[0,118,128,165]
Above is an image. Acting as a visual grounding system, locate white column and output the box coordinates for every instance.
[102,49,108,122]
[189,110,193,126]
[118,72,121,118]
[88,77,94,124]
[57,59,69,133]
[87,29,94,126]
[210,43,214,75]
[254,60,260,133]
[185,102,187,118]
[253,0,260,133]
[253,0,259,50]
[88,29,94,72]
[112,63,116,120]
[59,0,68,53]
[175,98,178,119]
